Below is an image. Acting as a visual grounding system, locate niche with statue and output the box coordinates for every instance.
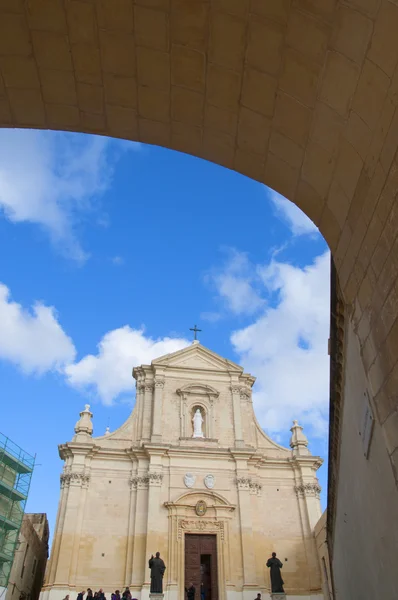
[192,405,206,438]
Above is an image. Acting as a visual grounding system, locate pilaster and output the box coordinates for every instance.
[45,464,72,586]
[292,456,323,595]
[53,467,91,585]
[144,471,164,570]
[130,474,149,591]
[233,451,256,587]
[142,383,154,441]
[125,465,139,585]
[152,377,165,442]
[231,384,244,447]
[68,469,91,584]
[135,379,144,440]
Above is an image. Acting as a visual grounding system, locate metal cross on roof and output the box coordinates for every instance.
[189,324,202,341]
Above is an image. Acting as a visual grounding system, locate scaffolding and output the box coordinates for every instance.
[0,433,35,589]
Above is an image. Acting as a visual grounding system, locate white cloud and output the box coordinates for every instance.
[0,130,134,262]
[268,189,318,236]
[0,279,189,405]
[65,327,189,404]
[205,248,264,316]
[0,283,76,374]
[111,256,124,266]
[200,311,222,323]
[231,251,330,437]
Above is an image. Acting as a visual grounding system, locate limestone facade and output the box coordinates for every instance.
[41,342,323,600]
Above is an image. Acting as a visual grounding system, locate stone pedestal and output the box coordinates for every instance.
[270,594,286,600]
[149,594,164,600]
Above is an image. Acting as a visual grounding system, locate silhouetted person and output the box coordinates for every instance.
[266,553,284,593]
[185,583,195,600]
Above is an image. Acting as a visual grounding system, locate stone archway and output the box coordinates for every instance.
[1,1,398,597]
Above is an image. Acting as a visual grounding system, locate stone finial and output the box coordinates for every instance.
[105,426,110,436]
[290,420,310,456]
[74,404,93,437]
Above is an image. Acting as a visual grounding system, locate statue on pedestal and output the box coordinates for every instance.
[266,552,284,593]
[149,552,166,594]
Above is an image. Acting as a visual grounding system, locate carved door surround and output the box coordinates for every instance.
[164,491,235,600]
[176,384,219,439]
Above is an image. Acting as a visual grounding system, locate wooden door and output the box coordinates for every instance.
[184,535,218,600]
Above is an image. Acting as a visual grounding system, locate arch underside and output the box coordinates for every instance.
[1,0,398,596]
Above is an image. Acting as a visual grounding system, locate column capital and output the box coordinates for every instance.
[148,472,164,486]
[295,481,321,499]
[236,476,251,491]
[60,468,90,489]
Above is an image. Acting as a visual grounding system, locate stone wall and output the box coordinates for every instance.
[331,319,398,599]
[314,512,332,600]
[6,514,49,600]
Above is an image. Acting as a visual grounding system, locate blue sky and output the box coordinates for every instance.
[0,130,329,540]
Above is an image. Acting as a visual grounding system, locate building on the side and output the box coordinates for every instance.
[0,434,35,597]
[41,342,325,600]
[5,514,49,600]
[314,512,333,600]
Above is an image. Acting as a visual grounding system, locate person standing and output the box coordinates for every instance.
[266,553,284,593]
[200,583,205,600]
[97,589,105,600]
[185,582,195,600]
[77,591,85,600]
[122,588,131,600]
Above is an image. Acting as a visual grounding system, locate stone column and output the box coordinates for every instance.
[68,471,90,584]
[135,381,144,440]
[293,458,323,596]
[130,475,150,592]
[144,471,164,568]
[151,379,165,442]
[125,470,138,585]
[236,476,256,586]
[231,385,244,446]
[53,469,89,585]
[137,384,146,440]
[45,466,72,587]
[142,384,154,441]
[166,513,178,597]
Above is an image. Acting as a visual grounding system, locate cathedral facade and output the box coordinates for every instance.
[41,342,324,600]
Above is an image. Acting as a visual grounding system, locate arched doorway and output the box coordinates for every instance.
[1,1,398,597]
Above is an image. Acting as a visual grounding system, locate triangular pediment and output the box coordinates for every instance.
[152,342,243,374]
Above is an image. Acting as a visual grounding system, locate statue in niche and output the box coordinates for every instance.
[192,408,204,438]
